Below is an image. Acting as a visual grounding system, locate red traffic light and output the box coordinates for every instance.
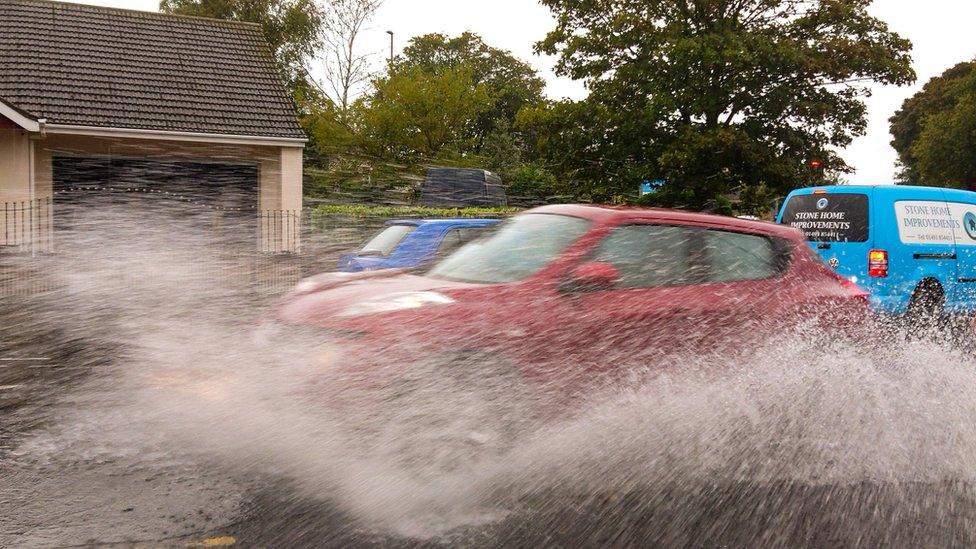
[809,158,823,169]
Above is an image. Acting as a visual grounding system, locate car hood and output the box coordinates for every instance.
[275,271,479,326]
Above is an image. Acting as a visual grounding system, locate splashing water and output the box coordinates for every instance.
[6,213,976,546]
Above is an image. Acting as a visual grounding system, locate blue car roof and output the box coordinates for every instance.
[787,184,887,195]
[383,218,501,227]
[787,184,976,201]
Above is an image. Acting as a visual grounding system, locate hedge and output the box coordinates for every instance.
[309,204,521,219]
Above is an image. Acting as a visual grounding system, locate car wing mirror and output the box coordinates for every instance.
[561,261,619,293]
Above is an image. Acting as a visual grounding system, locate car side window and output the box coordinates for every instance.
[591,225,701,288]
[703,230,784,283]
[454,227,484,246]
[435,229,468,259]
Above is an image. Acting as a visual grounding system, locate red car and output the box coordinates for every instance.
[267,205,868,465]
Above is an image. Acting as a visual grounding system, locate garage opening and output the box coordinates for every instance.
[52,155,259,249]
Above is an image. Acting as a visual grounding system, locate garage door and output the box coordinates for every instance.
[52,156,259,247]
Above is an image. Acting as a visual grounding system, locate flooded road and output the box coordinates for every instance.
[6,223,976,547]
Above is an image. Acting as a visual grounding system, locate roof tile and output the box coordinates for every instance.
[0,0,305,139]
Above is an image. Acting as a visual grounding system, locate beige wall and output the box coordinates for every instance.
[256,145,304,252]
[280,146,303,211]
[0,132,303,252]
[0,127,32,201]
[0,128,36,250]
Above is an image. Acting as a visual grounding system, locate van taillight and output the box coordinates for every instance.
[868,249,888,278]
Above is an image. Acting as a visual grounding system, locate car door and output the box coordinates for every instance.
[569,223,794,368]
[569,223,708,367]
[688,226,796,352]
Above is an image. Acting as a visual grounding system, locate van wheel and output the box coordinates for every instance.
[904,281,945,337]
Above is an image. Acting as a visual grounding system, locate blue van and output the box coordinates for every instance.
[777,185,976,318]
[337,218,500,272]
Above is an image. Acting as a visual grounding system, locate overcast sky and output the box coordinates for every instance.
[65,0,976,184]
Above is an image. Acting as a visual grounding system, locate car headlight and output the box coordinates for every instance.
[337,291,455,317]
[293,277,323,294]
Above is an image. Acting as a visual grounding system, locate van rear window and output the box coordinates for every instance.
[780,193,869,242]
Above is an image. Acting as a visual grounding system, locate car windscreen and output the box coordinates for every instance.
[360,224,415,256]
[780,193,869,242]
[428,213,591,283]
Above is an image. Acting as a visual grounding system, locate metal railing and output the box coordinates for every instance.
[1,203,309,297]
[2,198,54,255]
[260,209,303,253]
[0,201,305,256]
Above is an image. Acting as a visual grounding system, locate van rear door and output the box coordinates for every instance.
[779,190,872,283]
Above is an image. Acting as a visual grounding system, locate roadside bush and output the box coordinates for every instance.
[505,163,559,199]
[309,204,520,219]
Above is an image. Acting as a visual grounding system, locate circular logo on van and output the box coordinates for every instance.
[828,257,839,268]
[965,212,976,240]
[816,197,829,210]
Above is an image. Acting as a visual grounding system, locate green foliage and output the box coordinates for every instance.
[913,92,976,188]
[310,204,519,219]
[298,93,357,156]
[481,121,522,173]
[159,0,323,94]
[354,32,546,162]
[890,61,976,186]
[516,100,622,200]
[397,32,546,149]
[356,67,493,159]
[505,162,559,198]
[736,182,780,218]
[301,32,550,200]
[535,0,915,210]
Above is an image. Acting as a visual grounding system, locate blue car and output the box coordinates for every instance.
[778,184,976,319]
[337,218,501,272]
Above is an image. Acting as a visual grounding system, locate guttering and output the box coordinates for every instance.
[44,124,308,148]
[0,101,41,132]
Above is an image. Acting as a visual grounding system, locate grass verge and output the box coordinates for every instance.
[309,204,521,219]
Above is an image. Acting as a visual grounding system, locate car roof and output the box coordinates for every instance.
[788,184,976,202]
[384,218,501,227]
[526,204,800,239]
[787,184,885,195]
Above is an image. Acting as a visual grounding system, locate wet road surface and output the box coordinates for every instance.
[6,275,976,547]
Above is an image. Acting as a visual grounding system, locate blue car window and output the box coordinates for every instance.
[435,227,489,260]
[360,224,415,256]
[435,229,466,259]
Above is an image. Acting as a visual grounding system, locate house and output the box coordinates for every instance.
[420,167,507,208]
[0,0,306,253]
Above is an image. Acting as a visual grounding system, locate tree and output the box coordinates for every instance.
[160,0,323,95]
[319,0,383,114]
[910,80,976,188]
[516,99,627,199]
[357,67,493,159]
[890,61,976,186]
[396,32,546,150]
[536,0,915,208]
[353,33,544,162]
